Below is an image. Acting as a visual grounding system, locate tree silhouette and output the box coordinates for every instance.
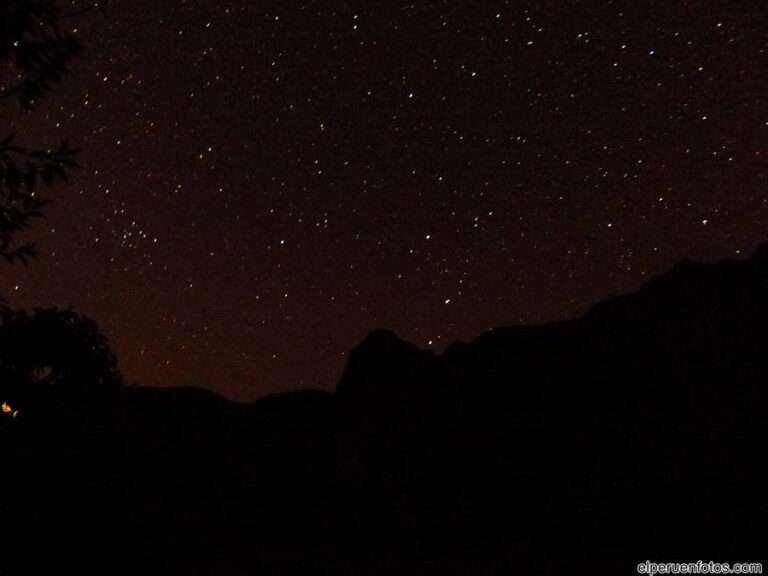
[0,307,121,406]
[0,2,122,406]
[1,0,82,108]
[1,0,81,270]
[0,134,78,267]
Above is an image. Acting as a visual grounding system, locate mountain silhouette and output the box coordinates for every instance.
[337,328,439,398]
[1,244,767,575]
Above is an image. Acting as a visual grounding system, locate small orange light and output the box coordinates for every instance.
[1,402,18,417]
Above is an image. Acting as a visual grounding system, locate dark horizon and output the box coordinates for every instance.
[2,238,766,574]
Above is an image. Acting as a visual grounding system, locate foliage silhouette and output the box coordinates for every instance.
[0,0,81,271]
[0,0,82,108]
[0,135,78,266]
[0,3,119,405]
[0,307,121,405]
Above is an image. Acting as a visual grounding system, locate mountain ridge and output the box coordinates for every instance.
[336,242,768,401]
[2,243,767,575]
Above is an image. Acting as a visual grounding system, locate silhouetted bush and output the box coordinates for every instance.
[0,307,121,406]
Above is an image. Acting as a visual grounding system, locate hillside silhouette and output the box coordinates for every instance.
[2,244,768,574]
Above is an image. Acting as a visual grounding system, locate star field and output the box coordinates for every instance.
[5,0,768,400]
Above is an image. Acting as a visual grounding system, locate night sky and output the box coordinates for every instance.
[5,0,767,400]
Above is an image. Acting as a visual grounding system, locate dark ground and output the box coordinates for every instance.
[2,245,767,575]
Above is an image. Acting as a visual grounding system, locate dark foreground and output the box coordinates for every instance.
[2,246,768,575]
